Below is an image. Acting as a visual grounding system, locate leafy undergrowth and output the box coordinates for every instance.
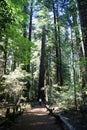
[60,107,87,130]
[0,103,31,129]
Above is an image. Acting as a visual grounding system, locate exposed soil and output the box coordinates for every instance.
[9,105,62,130]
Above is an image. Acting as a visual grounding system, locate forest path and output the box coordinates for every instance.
[10,105,62,130]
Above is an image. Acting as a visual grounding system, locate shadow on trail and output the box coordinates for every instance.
[10,106,62,130]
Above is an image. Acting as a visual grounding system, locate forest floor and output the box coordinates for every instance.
[1,103,87,130]
[6,104,63,130]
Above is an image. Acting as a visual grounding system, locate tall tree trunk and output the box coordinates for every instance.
[45,57,50,102]
[23,5,27,38]
[28,1,33,41]
[77,0,87,57]
[38,25,46,101]
[26,1,33,72]
[76,0,87,103]
[52,1,59,84]
[57,2,63,86]
[52,1,63,86]
[71,28,78,110]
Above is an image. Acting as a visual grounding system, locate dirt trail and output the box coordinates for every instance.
[10,106,62,130]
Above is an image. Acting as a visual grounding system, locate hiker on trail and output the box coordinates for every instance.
[39,98,42,106]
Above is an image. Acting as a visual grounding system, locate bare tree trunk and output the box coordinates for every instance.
[71,28,78,110]
[76,0,87,103]
[52,1,59,84]
[23,5,28,38]
[26,1,33,72]
[38,25,46,101]
[77,0,87,56]
[52,0,63,86]
[57,3,63,86]
[28,1,33,41]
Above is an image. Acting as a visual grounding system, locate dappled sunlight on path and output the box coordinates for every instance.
[29,106,48,115]
[10,106,62,130]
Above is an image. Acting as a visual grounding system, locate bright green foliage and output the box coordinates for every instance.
[0,0,13,40]
[0,0,35,67]
[6,24,35,64]
[0,66,29,103]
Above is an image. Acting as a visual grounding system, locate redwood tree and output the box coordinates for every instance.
[76,0,87,103]
[38,26,46,101]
